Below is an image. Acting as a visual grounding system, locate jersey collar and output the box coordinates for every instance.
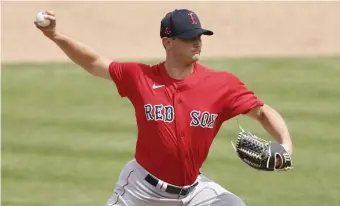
[158,62,205,92]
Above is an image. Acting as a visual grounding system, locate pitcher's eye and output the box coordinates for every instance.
[184,36,201,42]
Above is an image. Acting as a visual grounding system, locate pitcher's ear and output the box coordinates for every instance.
[162,37,172,50]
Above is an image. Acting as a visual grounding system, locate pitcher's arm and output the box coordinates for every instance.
[246,104,293,155]
[35,11,111,80]
[46,31,111,80]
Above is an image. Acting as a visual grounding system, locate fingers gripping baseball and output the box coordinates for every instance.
[34,10,57,37]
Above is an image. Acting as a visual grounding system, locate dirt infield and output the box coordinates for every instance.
[2,1,340,63]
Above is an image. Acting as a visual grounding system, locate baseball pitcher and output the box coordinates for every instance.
[34,8,293,206]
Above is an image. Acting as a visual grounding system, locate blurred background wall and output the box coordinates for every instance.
[2,1,340,63]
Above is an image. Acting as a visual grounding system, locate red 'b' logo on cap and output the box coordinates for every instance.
[188,13,198,25]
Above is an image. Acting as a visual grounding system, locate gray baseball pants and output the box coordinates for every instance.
[105,159,246,206]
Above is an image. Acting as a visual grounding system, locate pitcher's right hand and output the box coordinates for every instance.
[34,10,57,39]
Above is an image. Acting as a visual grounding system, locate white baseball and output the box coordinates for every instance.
[35,11,51,27]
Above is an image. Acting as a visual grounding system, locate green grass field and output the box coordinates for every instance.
[2,56,340,206]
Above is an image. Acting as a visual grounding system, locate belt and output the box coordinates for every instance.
[144,174,199,196]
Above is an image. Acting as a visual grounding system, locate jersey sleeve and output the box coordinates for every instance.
[108,61,141,98]
[221,72,264,121]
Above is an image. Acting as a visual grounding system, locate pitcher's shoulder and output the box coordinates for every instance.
[133,62,166,82]
[198,63,238,80]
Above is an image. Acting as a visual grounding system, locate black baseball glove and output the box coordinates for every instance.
[231,125,293,172]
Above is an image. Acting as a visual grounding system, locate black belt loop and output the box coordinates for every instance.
[144,174,198,196]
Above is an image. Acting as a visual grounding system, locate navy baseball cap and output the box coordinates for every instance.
[160,9,213,39]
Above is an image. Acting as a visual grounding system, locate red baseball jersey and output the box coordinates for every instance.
[109,61,264,186]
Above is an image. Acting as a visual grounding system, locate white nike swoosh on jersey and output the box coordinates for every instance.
[152,84,165,89]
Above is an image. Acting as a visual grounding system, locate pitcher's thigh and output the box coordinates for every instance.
[187,181,246,206]
[105,192,129,206]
